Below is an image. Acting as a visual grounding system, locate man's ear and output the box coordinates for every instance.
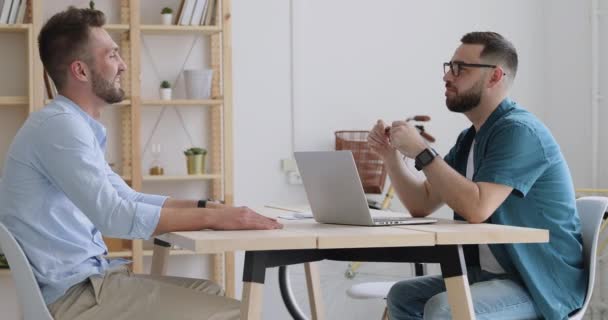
[69,60,90,82]
[487,66,505,88]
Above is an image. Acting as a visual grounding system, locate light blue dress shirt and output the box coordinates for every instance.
[0,95,167,305]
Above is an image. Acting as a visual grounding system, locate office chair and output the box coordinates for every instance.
[569,196,608,320]
[0,221,54,319]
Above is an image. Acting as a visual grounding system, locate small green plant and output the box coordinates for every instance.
[161,7,173,14]
[89,1,95,10]
[184,147,207,156]
[160,80,171,89]
[0,254,8,268]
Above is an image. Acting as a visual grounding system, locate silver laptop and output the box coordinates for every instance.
[294,151,437,226]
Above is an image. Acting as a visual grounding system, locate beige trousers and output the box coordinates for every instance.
[48,266,240,320]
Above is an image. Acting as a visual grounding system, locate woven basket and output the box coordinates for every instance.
[335,131,387,194]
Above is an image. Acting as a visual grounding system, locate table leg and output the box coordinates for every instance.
[439,245,475,320]
[150,238,171,276]
[241,251,268,320]
[304,262,325,320]
[444,275,474,319]
[241,282,264,320]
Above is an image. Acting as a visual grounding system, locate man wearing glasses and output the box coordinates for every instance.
[368,32,584,319]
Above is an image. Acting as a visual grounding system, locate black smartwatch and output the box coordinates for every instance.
[414,148,439,171]
[197,199,207,208]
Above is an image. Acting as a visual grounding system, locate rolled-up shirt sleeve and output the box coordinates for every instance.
[34,114,160,239]
[106,164,168,207]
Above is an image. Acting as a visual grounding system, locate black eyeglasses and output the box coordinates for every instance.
[443,61,498,77]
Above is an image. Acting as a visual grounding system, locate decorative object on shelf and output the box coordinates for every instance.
[149,143,165,175]
[184,147,207,175]
[161,7,173,25]
[184,69,213,99]
[89,1,95,10]
[159,80,172,100]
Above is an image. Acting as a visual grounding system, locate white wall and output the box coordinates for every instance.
[543,0,594,188]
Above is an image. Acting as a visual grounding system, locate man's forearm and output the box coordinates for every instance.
[384,153,437,216]
[421,158,509,223]
[162,199,197,208]
[152,207,215,235]
[162,198,226,209]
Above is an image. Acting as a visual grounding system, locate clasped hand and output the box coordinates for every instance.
[368,120,428,159]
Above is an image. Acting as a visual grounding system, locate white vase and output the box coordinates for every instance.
[184,69,213,99]
[161,13,173,25]
[160,88,172,100]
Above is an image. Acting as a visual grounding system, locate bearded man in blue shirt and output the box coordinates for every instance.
[368,32,585,319]
[0,6,282,320]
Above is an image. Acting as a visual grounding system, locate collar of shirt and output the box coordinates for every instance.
[54,95,108,151]
[475,97,517,139]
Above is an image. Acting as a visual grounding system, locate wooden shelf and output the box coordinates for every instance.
[143,174,222,181]
[0,96,27,106]
[104,24,129,32]
[0,24,30,32]
[43,99,131,106]
[140,24,221,35]
[142,99,223,106]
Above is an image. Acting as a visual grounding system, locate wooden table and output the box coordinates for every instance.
[151,207,548,320]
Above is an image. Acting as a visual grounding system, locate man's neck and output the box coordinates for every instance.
[466,94,507,131]
[60,90,105,120]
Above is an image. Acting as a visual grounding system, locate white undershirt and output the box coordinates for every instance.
[466,141,505,274]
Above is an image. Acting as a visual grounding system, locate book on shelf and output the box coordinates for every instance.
[174,0,185,25]
[7,0,20,24]
[202,0,216,26]
[15,0,25,23]
[178,0,196,25]
[0,0,11,24]
[190,0,207,26]
[23,0,30,23]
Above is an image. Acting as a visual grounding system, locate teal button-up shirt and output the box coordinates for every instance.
[0,96,166,305]
[444,98,585,319]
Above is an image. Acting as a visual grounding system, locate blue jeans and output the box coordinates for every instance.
[387,267,541,320]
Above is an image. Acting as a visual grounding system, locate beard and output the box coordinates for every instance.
[445,79,483,113]
[91,68,125,104]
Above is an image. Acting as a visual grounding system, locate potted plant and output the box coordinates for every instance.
[161,7,173,25]
[160,80,172,100]
[0,254,8,269]
[184,147,207,175]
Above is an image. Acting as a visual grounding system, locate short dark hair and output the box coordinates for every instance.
[461,32,518,79]
[38,6,106,91]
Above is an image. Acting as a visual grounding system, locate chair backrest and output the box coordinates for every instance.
[569,196,608,320]
[0,221,54,320]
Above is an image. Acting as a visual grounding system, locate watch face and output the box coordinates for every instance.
[419,150,434,163]
[415,148,437,171]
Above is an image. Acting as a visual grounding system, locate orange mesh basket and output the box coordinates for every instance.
[335,131,387,194]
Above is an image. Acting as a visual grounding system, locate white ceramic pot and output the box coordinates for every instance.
[161,13,173,25]
[160,88,172,100]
